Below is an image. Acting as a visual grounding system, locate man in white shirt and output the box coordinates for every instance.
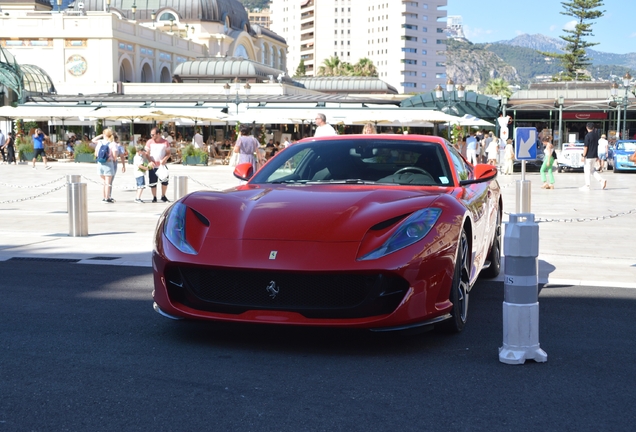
[597,133,609,172]
[314,113,338,137]
[192,129,204,149]
[146,127,171,203]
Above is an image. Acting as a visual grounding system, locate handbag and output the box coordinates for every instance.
[156,164,169,182]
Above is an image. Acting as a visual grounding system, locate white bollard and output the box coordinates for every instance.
[499,213,547,364]
[173,175,188,202]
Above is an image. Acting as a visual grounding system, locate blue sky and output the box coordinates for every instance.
[446,0,634,54]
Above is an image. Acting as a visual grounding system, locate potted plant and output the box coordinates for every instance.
[182,144,209,166]
[17,136,35,162]
[74,142,96,163]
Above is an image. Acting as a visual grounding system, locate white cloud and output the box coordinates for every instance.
[515,30,524,36]
[549,25,558,32]
[563,20,577,31]
[463,26,494,40]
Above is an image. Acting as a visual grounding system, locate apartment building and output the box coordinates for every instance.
[270,0,447,94]
[248,8,272,30]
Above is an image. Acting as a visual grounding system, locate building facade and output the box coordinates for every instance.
[270,0,447,94]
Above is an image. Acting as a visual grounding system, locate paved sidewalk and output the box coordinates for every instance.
[1,160,635,288]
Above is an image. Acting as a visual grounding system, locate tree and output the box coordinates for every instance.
[317,56,342,76]
[317,56,378,77]
[484,78,513,98]
[294,59,306,77]
[353,58,378,77]
[542,0,605,81]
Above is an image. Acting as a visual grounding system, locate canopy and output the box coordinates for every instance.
[0,105,98,120]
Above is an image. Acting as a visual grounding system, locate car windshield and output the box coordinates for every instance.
[616,141,636,151]
[250,138,454,187]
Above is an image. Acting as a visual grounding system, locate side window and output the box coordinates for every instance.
[447,144,471,183]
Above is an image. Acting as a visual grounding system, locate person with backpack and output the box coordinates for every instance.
[93,128,119,203]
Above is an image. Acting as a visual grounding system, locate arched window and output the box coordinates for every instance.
[234,44,248,59]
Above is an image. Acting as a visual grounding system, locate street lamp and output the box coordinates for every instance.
[557,95,564,150]
[610,72,633,139]
[105,0,110,13]
[151,10,156,27]
[224,78,251,114]
[434,78,465,115]
[56,0,62,13]
[169,18,174,32]
[131,2,136,20]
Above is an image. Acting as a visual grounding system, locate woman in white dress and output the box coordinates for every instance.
[233,125,259,171]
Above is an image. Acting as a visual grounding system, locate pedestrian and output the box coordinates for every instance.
[2,131,16,165]
[314,113,338,137]
[580,122,607,191]
[597,133,609,172]
[0,129,5,163]
[32,128,51,169]
[486,134,499,165]
[362,122,377,134]
[92,128,118,203]
[540,135,556,189]
[466,131,478,165]
[192,128,204,149]
[146,127,171,203]
[112,133,127,186]
[503,139,514,175]
[234,124,259,171]
[133,145,152,203]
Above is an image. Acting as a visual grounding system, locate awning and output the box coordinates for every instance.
[401,91,501,119]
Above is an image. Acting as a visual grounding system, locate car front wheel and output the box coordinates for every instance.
[441,230,470,333]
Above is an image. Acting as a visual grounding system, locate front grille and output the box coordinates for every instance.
[165,266,409,319]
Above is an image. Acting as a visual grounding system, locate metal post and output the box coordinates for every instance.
[500,213,547,364]
[558,103,563,150]
[67,182,88,237]
[173,175,188,201]
[624,98,629,139]
[66,175,81,214]
[617,105,622,139]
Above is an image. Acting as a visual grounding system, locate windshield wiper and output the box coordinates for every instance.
[269,179,308,184]
[308,179,378,185]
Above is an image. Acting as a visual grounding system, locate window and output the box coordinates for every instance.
[401,82,416,88]
[435,73,447,79]
[437,39,445,44]
[436,62,445,67]
[421,50,427,55]
[437,28,444,33]
[402,59,417,64]
[404,13,417,18]
[403,36,418,41]
[402,71,417,76]
[422,39,427,43]
[402,47,417,53]
[402,24,418,30]
[421,83,427,88]
[422,15,428,20]
[421,72,427,77]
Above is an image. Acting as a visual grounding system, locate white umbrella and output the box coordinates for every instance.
[454,114,494,127]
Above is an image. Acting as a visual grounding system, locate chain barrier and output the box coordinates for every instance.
[186,176,222,191]
[0,176,66,188]
[0,183,66,204]
[504,208,636,223]
[80,175,136,190]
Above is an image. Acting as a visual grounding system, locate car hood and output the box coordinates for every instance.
[183,186,444,242]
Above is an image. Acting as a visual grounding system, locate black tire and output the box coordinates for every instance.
[557,166,563,173]
[481,210,501,279]
[441,230,470,333]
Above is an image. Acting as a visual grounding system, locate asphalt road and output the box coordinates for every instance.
[1,261,635,431]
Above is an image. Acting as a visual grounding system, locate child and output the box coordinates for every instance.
[133,145,152,203]
[504,139,514,175]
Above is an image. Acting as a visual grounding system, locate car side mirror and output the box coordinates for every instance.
[459,164,498,186]
[233,162,254,181]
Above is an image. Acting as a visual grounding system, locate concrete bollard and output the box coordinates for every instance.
[173,175,188,202]
[499,213,547,364]
[67,182,88,237]
[515,180,531,213]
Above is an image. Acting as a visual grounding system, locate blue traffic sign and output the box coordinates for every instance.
[514,127,538,160]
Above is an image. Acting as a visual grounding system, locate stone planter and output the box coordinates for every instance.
[20,151,35,162]
[75,153,96,163]
[183,155,209,166]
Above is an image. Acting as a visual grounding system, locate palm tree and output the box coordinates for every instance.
[484,78,512,98]
[317,56,342,76]
[353,58,378,77]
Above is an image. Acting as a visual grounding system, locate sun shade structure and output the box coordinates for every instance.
[401,91,501,119]
[1,46,56,104]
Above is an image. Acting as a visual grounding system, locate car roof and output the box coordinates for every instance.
[299,134,448,145]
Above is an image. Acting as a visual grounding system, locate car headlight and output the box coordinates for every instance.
[164,202,197,255]
[359,208,441,260]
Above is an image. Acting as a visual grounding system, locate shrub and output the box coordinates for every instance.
[74,142,94,154]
